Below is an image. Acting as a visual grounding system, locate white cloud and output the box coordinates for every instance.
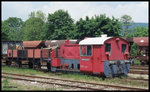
[2,2,149,23]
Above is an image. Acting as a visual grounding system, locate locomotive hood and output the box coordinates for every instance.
[79,34,112,45]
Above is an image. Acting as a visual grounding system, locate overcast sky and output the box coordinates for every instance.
[2,1,149,23]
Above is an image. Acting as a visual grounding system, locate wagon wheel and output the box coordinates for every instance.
[16,61,22,68]
[37,61,41,70]
[141,60,145,66]
[6,60,12,66]
[47,62,51,71]
[28,61,33,69]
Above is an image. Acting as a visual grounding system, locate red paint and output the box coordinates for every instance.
[133,37,148,46]
[28,49,33,58]
[34,49,41,58]
[8,50,12,57]
[80,56,93,73]
[92,45,103,73]
[102,37,129,61]
[23,41,45,49]
[13,50,17,57]
[60,43,80,59]
[51,50,60,67]
[42,49,49,58]
[7,37,129,75]
[79,37,129,74]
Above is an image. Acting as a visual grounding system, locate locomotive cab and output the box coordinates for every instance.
[79,34,131,77]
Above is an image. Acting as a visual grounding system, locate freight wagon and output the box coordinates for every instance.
[5,34,131,78]
[1,41,23,60]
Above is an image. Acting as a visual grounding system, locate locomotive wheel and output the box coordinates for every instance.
[47,62,51,71]
[28,61,33,69]
[6,60,12,66]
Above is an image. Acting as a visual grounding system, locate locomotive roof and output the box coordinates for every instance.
[79,34,112,45]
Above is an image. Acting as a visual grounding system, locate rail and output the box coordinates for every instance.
[2,72,148,91]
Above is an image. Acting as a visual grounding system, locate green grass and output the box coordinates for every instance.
[2,66,148,88]
[2,66,53,76]
[2,77,42,90]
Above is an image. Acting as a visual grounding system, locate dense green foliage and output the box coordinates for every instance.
[2,10,148,41]
[75,15,122,39]
[45,9,77,40]
[2,21,10,40]
[119,15,148,59]
[130,43,139,57]
[21,17,45,41]
[128,27,148,57]
[134,59,141,65]
[2,17,23,40]
[126,27,148,37]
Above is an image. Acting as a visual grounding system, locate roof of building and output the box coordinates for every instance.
[23,41,45,48]
[133,37,149,46]
[122,37,133,42]
[79,34,112,45]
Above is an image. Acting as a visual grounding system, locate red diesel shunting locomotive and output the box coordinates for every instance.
[6,34,130,78]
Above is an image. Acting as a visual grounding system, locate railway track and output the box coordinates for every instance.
[129,70,148,75]
[129,65,148,75]
[2,72,148,91]
[125,77,148,82]
[130,66,148,70]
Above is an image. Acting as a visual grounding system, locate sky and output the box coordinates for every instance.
[2,1,149,23]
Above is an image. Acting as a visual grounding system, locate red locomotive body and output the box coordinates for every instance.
[6,34,130,77]
[78,35,130,77]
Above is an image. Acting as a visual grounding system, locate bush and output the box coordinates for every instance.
[134,59,141,65]
[130,43,139,57]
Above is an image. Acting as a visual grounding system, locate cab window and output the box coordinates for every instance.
[122,44,126,53]
[105,43,111,52]
[80,45,92,56]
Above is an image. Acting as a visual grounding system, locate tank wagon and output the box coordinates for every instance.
[6,34,130,77]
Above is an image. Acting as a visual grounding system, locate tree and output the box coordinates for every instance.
[127,27,148,59]
[22,17,45,41]
[2,17,23,40]
[45,9,77,40]
[126,27,148,37]
[2,21,10,40]
[75,14,122,39]
[120,15,134,37]
[29,10,46,22]
[130,43,139,57]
